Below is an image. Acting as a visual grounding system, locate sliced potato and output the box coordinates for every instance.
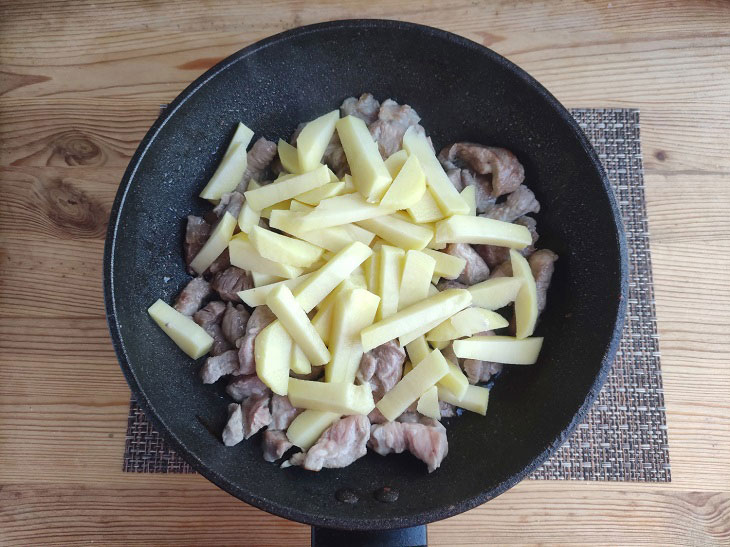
[288,378,375,415]
[255,321,292,395]
[148,299,213,359]
[356,214,433,251]
[510,249,538,339]
[376,348,450,421]
[398,250,437,310]
[405,336,430,366]
[190,212,237,274]
[426,307,509,342]
[260,199,292,220]
[336,115,392,202]
[438,384,489,415]
[292,241,373,313]
[361,288,472,352]
[269,210,359,253]
[402,361,413,377]
[245,164,329,211]
[237,272,314,307]
[267,285,330,366]
[238,180,262,233]
[398,314,449,347]
[402,126,469,216]
[311,301,334,346]
[277,139,301,173]
[384,149,408,178]
[251,271,282,287]
[437,360,469,399]
[376,245,405,320]
[288,200,313,212]
[428,283,439,296]
[421,248,466,279]
[406,187,446,223]
[434,215,532,248]
[286,409,341,450]
[295,181,347,205]
[417,385,441,420]
[467,277,523,310]
[297,110,339,172]
[429,339,450,350]
[290,343,312,375]
[297,193,394,231]
[379,154,426,210]
[341,223,376,246]
[250,225,324,268]
[452,335,544,364]
[229,233,303,279]
[199,122,254,200]
[363,252,380,293]
[326,288,380,383]
[461,185,477,216]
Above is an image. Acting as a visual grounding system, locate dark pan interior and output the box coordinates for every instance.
[104,20,626,530]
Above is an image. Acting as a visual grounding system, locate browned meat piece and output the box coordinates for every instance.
[322,132,349,178]
[368,407,388,425]
[369,99,422,158]
[212,191,245,219]
[236,305,276,375]
[397,411,420,423]
[222,403,244,446]
[262,430,293,462]
[206,323,233,356]
[200,350,239,384]
[226,374,271,402]
[184,216,211,274]
[489,260,513,279]
[441,342,459,366]
[242,393,271,439]
[463,359,503,385]
[235,137,277,193]
[481,185,540,223]
[439,401,456,418]
[438,143,524,197]
[436,279,467,292]
[529,249,558,315]
[270,395,303,430]
[369,418,448,473]
[211,266,253,302]
[340,93,381,124]
[174,277,212,316]
[221,303,250,344]
[475,216,538,268]
[357,340,406,401]
[207,248,231,276]
[193,300,226,326]
[447,168,496,213]
[300,415,370,471]
[444,243,490,285]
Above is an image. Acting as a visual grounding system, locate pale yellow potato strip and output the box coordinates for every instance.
[295,181,346,205]
[199,122,254,200]
[336,115,392,202]
[421,248,466,279]
[287,379,375,415]
[297,110,339,171]
[238,179,261,233]
[467,277,523,310]
[379,154,426,210]
[147,300,213,359]
[511,249,539,339]
[384,149,408,178]
[290,343,312,375]
[405,336,431,367]
[434,215,531,248]
[438,384,489,415]
[437,360,469,399]
[376,245,405,320]
[269,210,360,253]
[255,321,292,395]
[245,164,329,211]
[277,139,301,173]
[190,212,237,275]
[406,187,445,223]
[250,225,324,268]
[286,410,341,450]
[398,250,436,310]
[237,272,314,307]
[228,234,303,279]
[297,193,395,231]
[452,335,544,364]
[417,386,441,420]
[426,307,509,342]
[356,214,433,251]
[461,185,477,216]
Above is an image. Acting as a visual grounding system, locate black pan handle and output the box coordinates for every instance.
[311,525,427,546]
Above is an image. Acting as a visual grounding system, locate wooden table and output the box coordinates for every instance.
[1,1,729,544]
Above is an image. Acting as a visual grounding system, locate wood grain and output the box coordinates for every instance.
[1,0,729,545]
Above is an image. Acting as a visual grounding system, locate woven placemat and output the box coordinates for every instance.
[123,108,670,481]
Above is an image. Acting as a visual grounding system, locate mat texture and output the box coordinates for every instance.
[123,108,670,481]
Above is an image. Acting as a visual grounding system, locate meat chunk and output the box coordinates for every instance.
[368,99,422,158]
[439,401,456,418]
[270,395,303,430]
[463,359,503,385]
[481,185,540,223]
[174,277,212,316]
[242,393,271,439]
[236,305,276,375]
[207,323,234,356]
[357,340,406,401]
[184,216,211,274]
[436,279,467,292]
[212,191,245,220]
[211,266,252,303]
[444,243,490,285]
[193,300,226,326]
[222,403,244,446]
[322,132,349,178]
[262,430,293,462]
[441,341,459,367]
[235,137,277,192]
[529,249,558,315]
[475,215,539,268]
[438,143,525,197]
[300,415,370,471]
[200,350,239,384]
[340,93,381,124]
[447,168,496,213]
[226,374,271,402]
[207,248,231,276]
[369,419,448,473]
[221,302,250,344]
[367,407,388,425]
[489,260,513,279]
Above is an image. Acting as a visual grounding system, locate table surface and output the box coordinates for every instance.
[1,1,729,544]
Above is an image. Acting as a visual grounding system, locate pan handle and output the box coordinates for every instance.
[311,525,427,546]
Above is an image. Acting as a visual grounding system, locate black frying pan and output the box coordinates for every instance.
[104,20,627,545]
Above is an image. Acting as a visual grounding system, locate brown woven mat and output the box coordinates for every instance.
[123,108,670,481]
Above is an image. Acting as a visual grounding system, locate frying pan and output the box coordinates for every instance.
[104,19,627,545]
